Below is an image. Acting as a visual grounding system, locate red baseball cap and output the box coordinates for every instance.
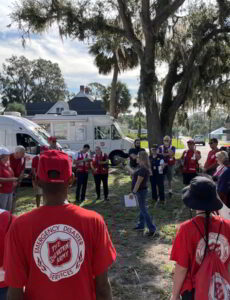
[48,136,57,142]
[38,150,72,183]
[40,146,49,153]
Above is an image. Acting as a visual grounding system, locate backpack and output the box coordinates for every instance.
[193,219,230,300]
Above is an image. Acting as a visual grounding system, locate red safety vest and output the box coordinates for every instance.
[76,152,89,173]
[92,153,108,175]
[182,150,200,173]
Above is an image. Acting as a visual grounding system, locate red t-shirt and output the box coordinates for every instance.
[0,162,15,194]
[32,156,39,174]
[9,154,25,178]
[170,216,230,295]
[92,154,109,175]
[0,210,15,288]
[4,204,116,300]
[204,149,219,169]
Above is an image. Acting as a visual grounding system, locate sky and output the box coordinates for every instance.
[0,0,141,113]
[0,0,215,114]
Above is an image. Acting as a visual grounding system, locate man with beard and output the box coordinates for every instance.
[128,139,145,169]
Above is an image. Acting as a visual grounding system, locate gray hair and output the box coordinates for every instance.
[216,151,229,164]
[15,145,25,153]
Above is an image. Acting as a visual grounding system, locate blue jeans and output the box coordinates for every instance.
[0,287,8,300]
[136,189,156,232]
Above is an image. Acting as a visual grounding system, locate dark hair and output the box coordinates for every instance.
[83,144,90,149]
[210,138,218,144]
[134,138,140,143]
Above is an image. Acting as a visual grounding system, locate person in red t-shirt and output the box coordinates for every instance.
[170,176,230,300]
[31,146,49,207]
[204,138,219,175]
[9,146,26,213]
[90,146,109,201]
[4,150,116,300]
[74,144,91,204]
[0,148,18,211]
[0,209,15,300]
[180,140,201,185]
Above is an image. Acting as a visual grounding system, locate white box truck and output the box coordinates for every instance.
[30,111,133,164]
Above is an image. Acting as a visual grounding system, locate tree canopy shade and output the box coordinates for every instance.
[10,0,230,144]
[0,56,67,106]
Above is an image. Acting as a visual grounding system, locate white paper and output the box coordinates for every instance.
[124,195,137,207]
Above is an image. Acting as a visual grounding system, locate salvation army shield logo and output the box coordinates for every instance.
[33,224,85,282]
[48,238,72,267]
[209,273,230,300]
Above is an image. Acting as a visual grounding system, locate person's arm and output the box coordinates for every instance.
[0,177,18,182]
[90,162,96,173]
[170,263,188,300]
[95,271,112,300]
[195,151,201,161]
[132,176,144,193]
[124,165,135,175]
[205,162,218,172]
[99,159,109,165]
[7,287,24,300]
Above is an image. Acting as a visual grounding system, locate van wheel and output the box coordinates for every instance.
[203,142,205,146]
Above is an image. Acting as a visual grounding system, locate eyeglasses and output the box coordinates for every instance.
[164,140,170,142]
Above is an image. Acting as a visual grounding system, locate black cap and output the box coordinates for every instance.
[182,176,223,211]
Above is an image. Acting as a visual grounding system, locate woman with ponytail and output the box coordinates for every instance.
[170,176,230,300]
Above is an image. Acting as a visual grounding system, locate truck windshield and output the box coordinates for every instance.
[114,122,124,138]
[33,127,50,146]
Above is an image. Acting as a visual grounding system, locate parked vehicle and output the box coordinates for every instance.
[0,114,55,178]
[30,112,133,164]
[194,135,205,146]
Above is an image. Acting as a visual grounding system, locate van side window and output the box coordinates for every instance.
[94,126,110,140]
[16,134,39,155]
[111,125,121,140]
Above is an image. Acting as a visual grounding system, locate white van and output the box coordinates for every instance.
[0,115,53,178]
[30,112,133,164]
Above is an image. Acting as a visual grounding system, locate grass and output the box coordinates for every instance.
[16,170,188,299]
[141,138,185,150]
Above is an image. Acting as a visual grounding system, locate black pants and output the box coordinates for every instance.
[94,174,109,199]
[183,173,197,185]
[76,172,88,202]
[150,175,165,201]
[181,289,195,300]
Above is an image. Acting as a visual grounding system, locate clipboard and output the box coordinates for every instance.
[124,194,137,207]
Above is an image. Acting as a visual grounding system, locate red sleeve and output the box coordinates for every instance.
[4,220,28,287]
[170,224,190,269]
[92,216,116,276]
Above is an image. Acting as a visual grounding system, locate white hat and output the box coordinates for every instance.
[0,147,10,156]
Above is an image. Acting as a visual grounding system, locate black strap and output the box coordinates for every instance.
[192,216,223,251]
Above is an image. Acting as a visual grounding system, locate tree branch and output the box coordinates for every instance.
[141,0,153,39]
[173,25,230,110]
[152,0,186,30]
[117,0,143,58]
